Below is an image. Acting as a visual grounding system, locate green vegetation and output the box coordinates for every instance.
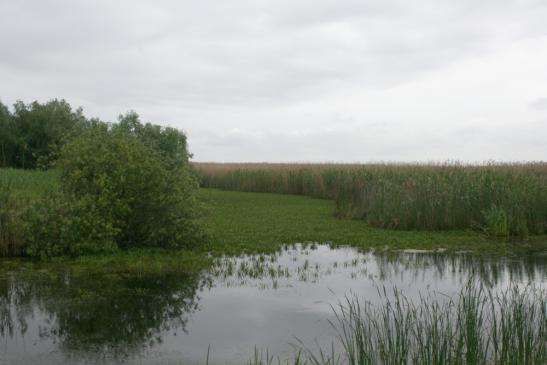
[0,169,58,256]
[243,284,546,365]
[198,188,509,256]
[25,124,202,258]
[2,170,545,258]
[0,99,203,258]
[1,98,545,259]
[196,163,547,238]
[0,99,87,169]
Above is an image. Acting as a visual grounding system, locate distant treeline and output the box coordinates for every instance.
[0,99,191,170]
[1,99,202,257]
[196,162,547,238]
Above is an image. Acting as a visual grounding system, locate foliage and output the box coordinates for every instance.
[196,188,542,257]
[483,204,510,238]
[0,169,58,256]
[0,97,202,257]
[0,99,86,169]
[290,284,547,365]
[23,124,203,257]
[0,181,24,256]
[196,162,547,238]
[24,192,118,258]
[0,101,15,168]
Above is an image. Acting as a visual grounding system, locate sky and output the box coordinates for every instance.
[1,0,546,162]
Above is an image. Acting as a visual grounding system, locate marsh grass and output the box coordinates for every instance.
[239,283,546,365]
[195,162,547,237]
[0,181,23,256]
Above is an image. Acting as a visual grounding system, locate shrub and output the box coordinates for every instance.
[25,193,118,258]
[25,123,203,257]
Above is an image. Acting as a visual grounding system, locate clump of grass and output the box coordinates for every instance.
[195,162,547,238]
[0,181,24,256]
[241,283,546,365]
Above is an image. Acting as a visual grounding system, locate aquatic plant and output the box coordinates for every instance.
[241,283,546,365]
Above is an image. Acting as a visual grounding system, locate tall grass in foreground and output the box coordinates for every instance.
[238,284,546,365]
[0,168,58,256]
[195,162,547,237]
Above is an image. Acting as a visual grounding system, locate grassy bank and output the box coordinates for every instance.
[196,162,547,238]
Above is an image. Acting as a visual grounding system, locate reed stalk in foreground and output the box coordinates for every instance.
[236,283,546,365]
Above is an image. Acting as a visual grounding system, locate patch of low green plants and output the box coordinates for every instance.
[197,188,545,256]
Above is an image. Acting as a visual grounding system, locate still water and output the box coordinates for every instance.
[1,244,546,364]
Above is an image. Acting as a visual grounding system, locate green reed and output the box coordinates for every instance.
[195,162,547,237]
[239,283,546,365]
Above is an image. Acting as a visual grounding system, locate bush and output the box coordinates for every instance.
[25,193,118,258]
[25,122,203,257]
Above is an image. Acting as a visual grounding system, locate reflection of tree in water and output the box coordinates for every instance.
[0,266,208,361]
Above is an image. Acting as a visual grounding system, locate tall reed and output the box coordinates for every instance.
[241,283,546,365]
[195,162,547,237]
[0,181,24,256]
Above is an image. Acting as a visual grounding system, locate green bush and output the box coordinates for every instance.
[25,122,203,257]
[25,193,118,258]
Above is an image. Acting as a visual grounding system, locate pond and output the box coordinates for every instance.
[1,244,546,365]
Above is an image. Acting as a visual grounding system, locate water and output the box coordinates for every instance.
[1,244,546,364]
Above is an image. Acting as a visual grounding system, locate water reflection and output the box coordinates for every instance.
[209,245,547,290]
[0,266,206,363]
[1,245,546,364]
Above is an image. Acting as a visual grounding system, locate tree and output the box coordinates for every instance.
[0,101,14,167]
[25,122,203,257]
[11,99,86,169]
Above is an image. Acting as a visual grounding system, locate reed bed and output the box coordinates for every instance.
[240,283,546,365]
[195,162,547,237]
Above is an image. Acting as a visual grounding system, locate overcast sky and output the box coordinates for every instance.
[1,0,546,162]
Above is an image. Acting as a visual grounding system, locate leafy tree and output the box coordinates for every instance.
[114,111,191,166]
[25,122,203,257]
[0,101,15,167]
[10,99,86,169]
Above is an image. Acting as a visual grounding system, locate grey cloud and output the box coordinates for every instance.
[1,1,547,161]
[530,98,547,110]
[3,0,547,108]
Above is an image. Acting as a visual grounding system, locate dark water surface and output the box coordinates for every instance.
[1,245,546,364]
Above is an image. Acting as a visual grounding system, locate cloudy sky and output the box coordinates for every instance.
[1,0,546,162]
